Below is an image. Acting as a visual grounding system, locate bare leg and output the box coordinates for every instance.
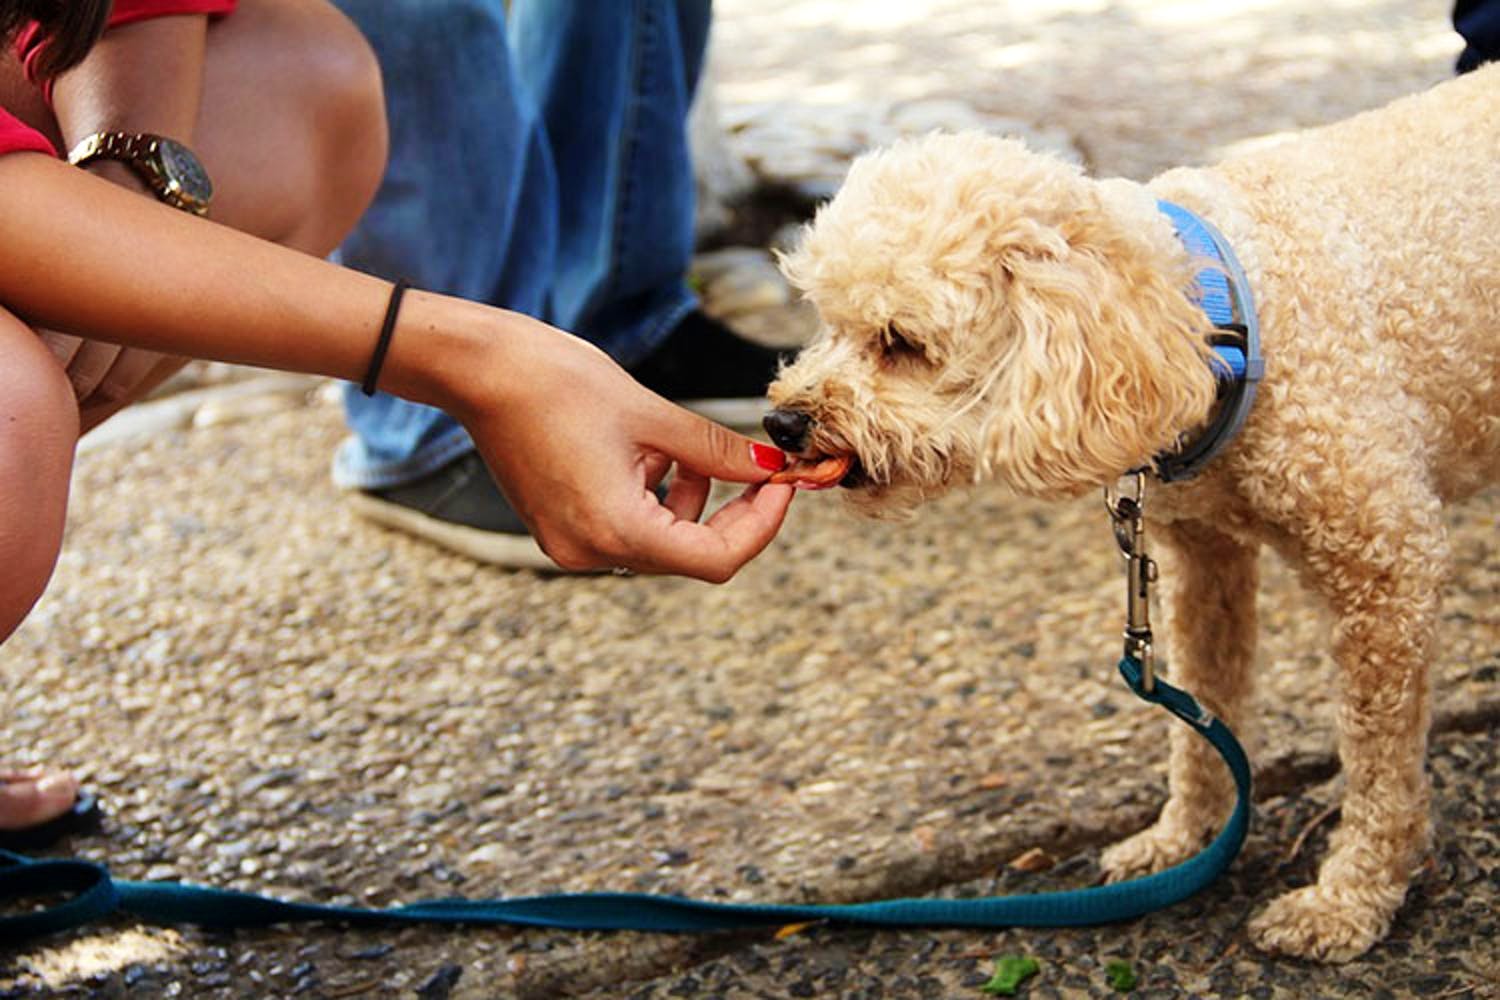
[0,308,78,641]
[1,0,386,252]
[0,0,387,824]
[0,0,388,431]
[193,0,389,253]
[0,308,82,831]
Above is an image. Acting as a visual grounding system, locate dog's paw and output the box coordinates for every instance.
[1099,822,1206,881]
[1248,886,1387,962]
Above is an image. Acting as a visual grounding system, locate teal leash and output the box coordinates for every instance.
[0,659,1250,942]
[1,474,1251,942]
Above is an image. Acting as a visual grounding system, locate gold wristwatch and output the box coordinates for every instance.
[67,131,213,217]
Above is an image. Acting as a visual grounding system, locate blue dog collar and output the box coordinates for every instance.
[1151,200,1263,483]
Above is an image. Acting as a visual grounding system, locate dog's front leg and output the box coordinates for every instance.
[1246,476,1446,961]
[1101,520,1260,878]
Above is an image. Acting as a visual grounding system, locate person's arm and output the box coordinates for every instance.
[0,152,794,580]
[39,13,211,423]
[50,14,206,167]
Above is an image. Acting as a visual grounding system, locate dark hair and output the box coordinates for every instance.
[0,0,111,79]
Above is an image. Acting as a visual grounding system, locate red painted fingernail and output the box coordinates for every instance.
[751,443,787,471]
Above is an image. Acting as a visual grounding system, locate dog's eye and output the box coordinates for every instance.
[880,324,926,363]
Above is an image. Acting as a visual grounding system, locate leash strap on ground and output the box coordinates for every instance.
[0,656,1249,942]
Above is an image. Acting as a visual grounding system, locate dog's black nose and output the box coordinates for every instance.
[762,409,812,452]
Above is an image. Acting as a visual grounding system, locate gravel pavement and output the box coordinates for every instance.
[3,1,1497,998]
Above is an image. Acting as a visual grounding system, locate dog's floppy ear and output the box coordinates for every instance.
[977,226,1219,497]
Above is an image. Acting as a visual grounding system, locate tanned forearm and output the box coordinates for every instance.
[0,152,498,413]
[0,153,796,581]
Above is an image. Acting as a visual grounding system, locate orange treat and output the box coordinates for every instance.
[768,453,853,489]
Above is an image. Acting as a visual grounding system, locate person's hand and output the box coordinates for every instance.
[453,314,796,581]
[38,330,186,432]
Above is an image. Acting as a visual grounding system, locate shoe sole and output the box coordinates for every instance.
[347,492,572,572]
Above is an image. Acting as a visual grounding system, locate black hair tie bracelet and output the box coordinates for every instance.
[361,279,410,397]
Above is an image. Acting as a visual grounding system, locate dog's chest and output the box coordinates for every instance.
[1149,474,1263,545]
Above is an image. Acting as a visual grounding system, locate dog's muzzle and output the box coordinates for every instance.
[762,408,812,452]
[760,408,866,489]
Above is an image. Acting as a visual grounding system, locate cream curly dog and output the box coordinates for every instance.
[763,64,1500,961]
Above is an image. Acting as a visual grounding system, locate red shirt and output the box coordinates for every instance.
[1,0,237,156]
[0,108,55,157]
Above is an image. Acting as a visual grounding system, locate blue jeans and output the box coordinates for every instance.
[330,0,710,489]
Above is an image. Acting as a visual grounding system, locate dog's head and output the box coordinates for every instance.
[765,132,1219,512]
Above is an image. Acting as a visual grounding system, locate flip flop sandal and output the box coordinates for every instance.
[0,790,103,852]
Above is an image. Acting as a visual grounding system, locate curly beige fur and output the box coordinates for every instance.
[768,64,1500,961]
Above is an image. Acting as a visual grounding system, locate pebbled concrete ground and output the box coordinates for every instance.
[2,1,1497,997]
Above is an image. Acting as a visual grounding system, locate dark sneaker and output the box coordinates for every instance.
[348,452,559,571]
[630,310,788,426]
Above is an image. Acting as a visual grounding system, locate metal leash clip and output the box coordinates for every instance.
[1104,471,1157,691]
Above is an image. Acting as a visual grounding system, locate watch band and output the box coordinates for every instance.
[67,130,152,167]
[66,130,212,217]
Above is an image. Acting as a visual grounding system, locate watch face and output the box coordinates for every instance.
[157,138,213,205]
